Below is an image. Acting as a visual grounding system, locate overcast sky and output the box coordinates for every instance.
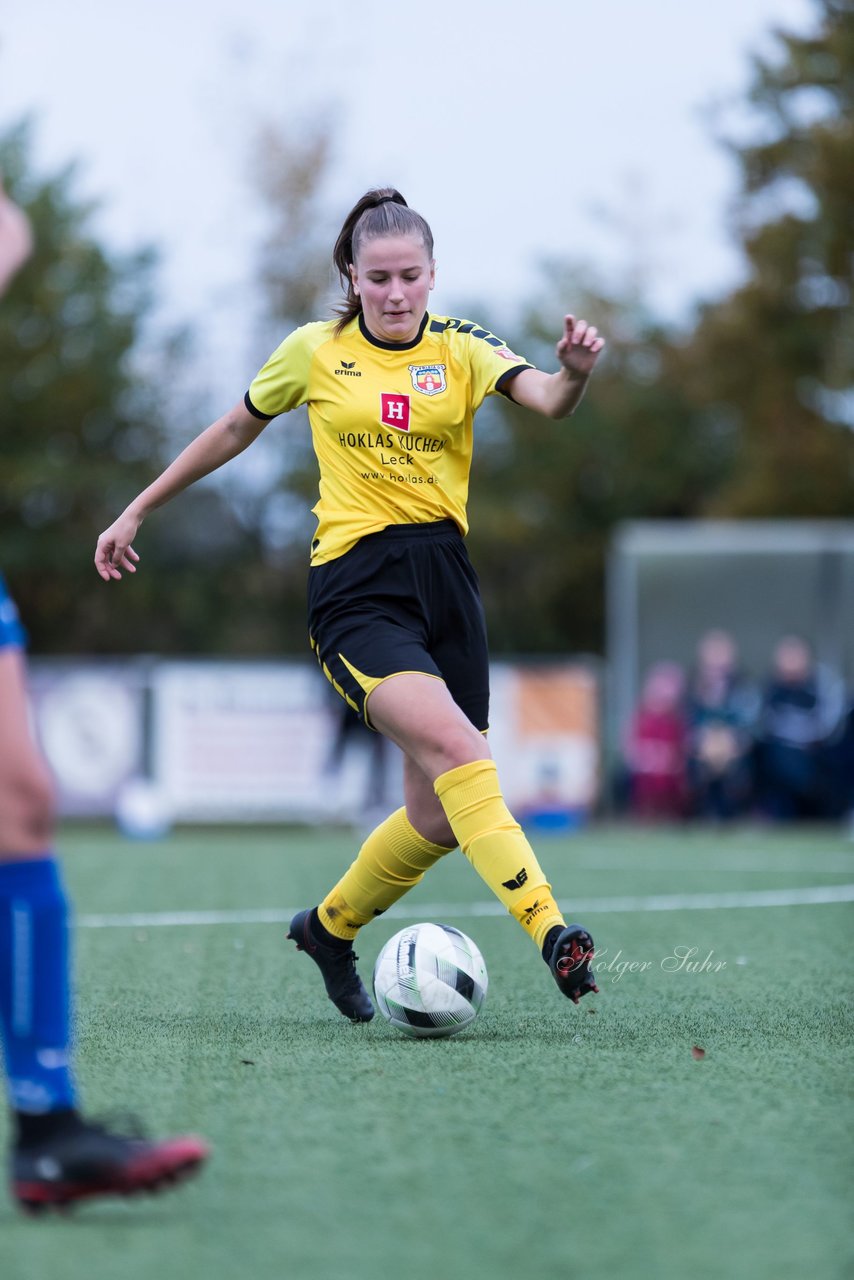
[1,0,818,403]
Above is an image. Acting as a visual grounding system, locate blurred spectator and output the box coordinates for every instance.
[826,692,854,822]
[623,661,689,821]
[755,635,848,820]
[685,629,759,820]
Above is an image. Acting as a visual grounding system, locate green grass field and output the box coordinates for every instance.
[3,822,852,1280]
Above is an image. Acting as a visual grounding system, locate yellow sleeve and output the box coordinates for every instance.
[244,323,324,419]
[459,324,534,410]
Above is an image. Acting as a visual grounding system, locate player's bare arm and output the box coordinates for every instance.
[0,179,33,294]
[94,401,268,581]
[509,314,605,419]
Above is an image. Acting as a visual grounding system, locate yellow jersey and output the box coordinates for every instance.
[245,312,532,565]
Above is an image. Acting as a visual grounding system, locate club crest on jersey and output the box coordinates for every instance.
[380,393,411,430]
[408,363,447,396]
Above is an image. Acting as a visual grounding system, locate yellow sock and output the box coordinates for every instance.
[434,759,565,949]
[318,808,455,941]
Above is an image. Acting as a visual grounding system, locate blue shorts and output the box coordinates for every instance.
[0,573,27,650]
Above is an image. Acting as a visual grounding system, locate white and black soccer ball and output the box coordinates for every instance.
[372,922,488,1039]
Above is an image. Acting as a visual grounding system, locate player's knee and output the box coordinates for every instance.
[435,723,491,775]
[398,713,490,784]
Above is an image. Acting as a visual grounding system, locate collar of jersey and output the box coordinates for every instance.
[358,311,429,351]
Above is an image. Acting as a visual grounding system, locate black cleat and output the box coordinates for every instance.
[11,1115,209,1212]
[288,908,375,1022]
[546,924,599,1005]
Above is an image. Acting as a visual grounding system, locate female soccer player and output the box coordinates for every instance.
[95,188,604,1021]
[0,181,209,1210]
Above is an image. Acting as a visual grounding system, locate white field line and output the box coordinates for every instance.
[564,855,854,873]
[77,883,854,929]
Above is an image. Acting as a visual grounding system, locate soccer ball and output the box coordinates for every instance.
[114,778,173,840]
[372,922,488,1039]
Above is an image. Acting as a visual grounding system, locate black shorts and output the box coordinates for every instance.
[307,520,489,731]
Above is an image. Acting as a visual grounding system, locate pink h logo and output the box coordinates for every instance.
[380,393,411,430]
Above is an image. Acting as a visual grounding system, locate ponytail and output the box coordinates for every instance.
[332,187,434,332]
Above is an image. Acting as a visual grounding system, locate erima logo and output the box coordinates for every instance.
[502,867,529,891]
[335,360,362,377]
[523,899,551,924]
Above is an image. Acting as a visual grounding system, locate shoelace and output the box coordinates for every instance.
[335,950,361,976]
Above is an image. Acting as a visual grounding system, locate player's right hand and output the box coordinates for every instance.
[94,513,141,581]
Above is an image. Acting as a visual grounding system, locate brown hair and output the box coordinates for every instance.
[332,187,434,332]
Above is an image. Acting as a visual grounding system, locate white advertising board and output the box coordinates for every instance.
[28,665,146,816]
[151,660,598,825]
[28,658,599,824]
[151,662,372,821]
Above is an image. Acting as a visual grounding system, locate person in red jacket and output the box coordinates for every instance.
[624,662,689,821]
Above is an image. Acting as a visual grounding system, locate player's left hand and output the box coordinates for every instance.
[556,315,605,378]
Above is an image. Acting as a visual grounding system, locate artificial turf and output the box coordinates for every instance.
[2,822,852,1280]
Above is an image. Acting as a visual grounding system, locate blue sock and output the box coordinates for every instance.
[0,858,76,1114]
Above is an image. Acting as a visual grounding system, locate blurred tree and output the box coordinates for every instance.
[222,114,339,560]
[0,119,178,649]
[9,1,848,662]
[0,118,337,656]
[467,270,720,654]
[131,115,342,656]
[682,0,854,516]
[252,115,338,340]
[471,0,853,655]
[0,121,276,655]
